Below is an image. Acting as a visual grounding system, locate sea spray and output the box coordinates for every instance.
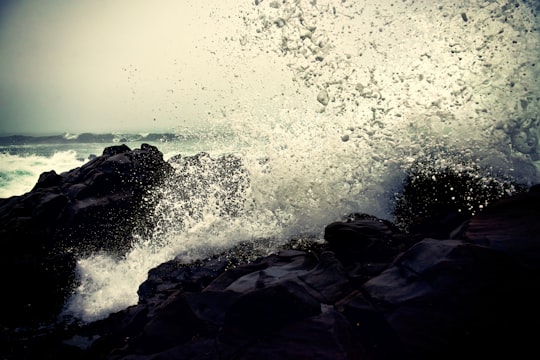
[62,0,540,322]
[63,110,532,323]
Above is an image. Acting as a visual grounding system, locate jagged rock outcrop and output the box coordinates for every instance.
[0,144,171,327]
[3,186,530,359]
[2,143,539,359]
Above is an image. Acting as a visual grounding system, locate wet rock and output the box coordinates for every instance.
[392,157,524,236]
[237,309,366,360]
[127,294,205,355]
[324,214,402,264]
[221,281,321,341]
[362,238,526,357]
[465,190,540,270]
[3,143,540,360]
[0,144,171,327]
[61,188,540,360]
[337,291,402,359]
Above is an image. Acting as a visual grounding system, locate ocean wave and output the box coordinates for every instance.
[0,132,182,146]
[0,151,85,198]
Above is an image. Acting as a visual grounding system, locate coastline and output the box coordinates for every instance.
[1,143,539,359]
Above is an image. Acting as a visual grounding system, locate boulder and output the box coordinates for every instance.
[0,144,171,327]
[392,158,525,237]
[324,213,404,264]
[362,239,521,356]
[464,191,540,270]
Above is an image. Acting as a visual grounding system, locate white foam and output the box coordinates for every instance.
[0,151,85,198]
[63,133,80,140]
[63,0,540,322]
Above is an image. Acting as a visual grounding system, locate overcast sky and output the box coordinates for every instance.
[0,0,293,135]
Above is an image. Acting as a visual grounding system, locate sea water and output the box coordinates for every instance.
[1,0,540,322]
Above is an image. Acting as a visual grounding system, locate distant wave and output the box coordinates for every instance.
[0,132,183,145]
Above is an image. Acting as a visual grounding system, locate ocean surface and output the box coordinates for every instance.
[1,0,540,323]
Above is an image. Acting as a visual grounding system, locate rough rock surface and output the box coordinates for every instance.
[0,144,171,327]
[4,188,539,359]
[2,145,539,359]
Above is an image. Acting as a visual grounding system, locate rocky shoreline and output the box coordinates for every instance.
[1,144,539,359]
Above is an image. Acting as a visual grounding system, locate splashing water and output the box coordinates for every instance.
[63,0,540,322]
[0,151,85,198]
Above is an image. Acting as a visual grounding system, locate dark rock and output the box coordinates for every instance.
[10,185,540,359]
[530,183,540,192]
[3,143,539,360]
[337,291,402,360]
[221,281,321,341]
[324,214,402,264]
[0,144,172,328]
[32,193,69,223]
[297,251,350,303]
[126,294,205,355]
[33,170,63,190]
[184,290,240,328]
[464,190,540,270]
[362,237,531,358]
[392,157,524,236]
[236,309,366,360]
[3,252,78,328]
[138,257,231,303]
[102,144,131,156]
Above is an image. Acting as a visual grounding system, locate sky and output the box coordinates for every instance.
[0,0,293,135]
